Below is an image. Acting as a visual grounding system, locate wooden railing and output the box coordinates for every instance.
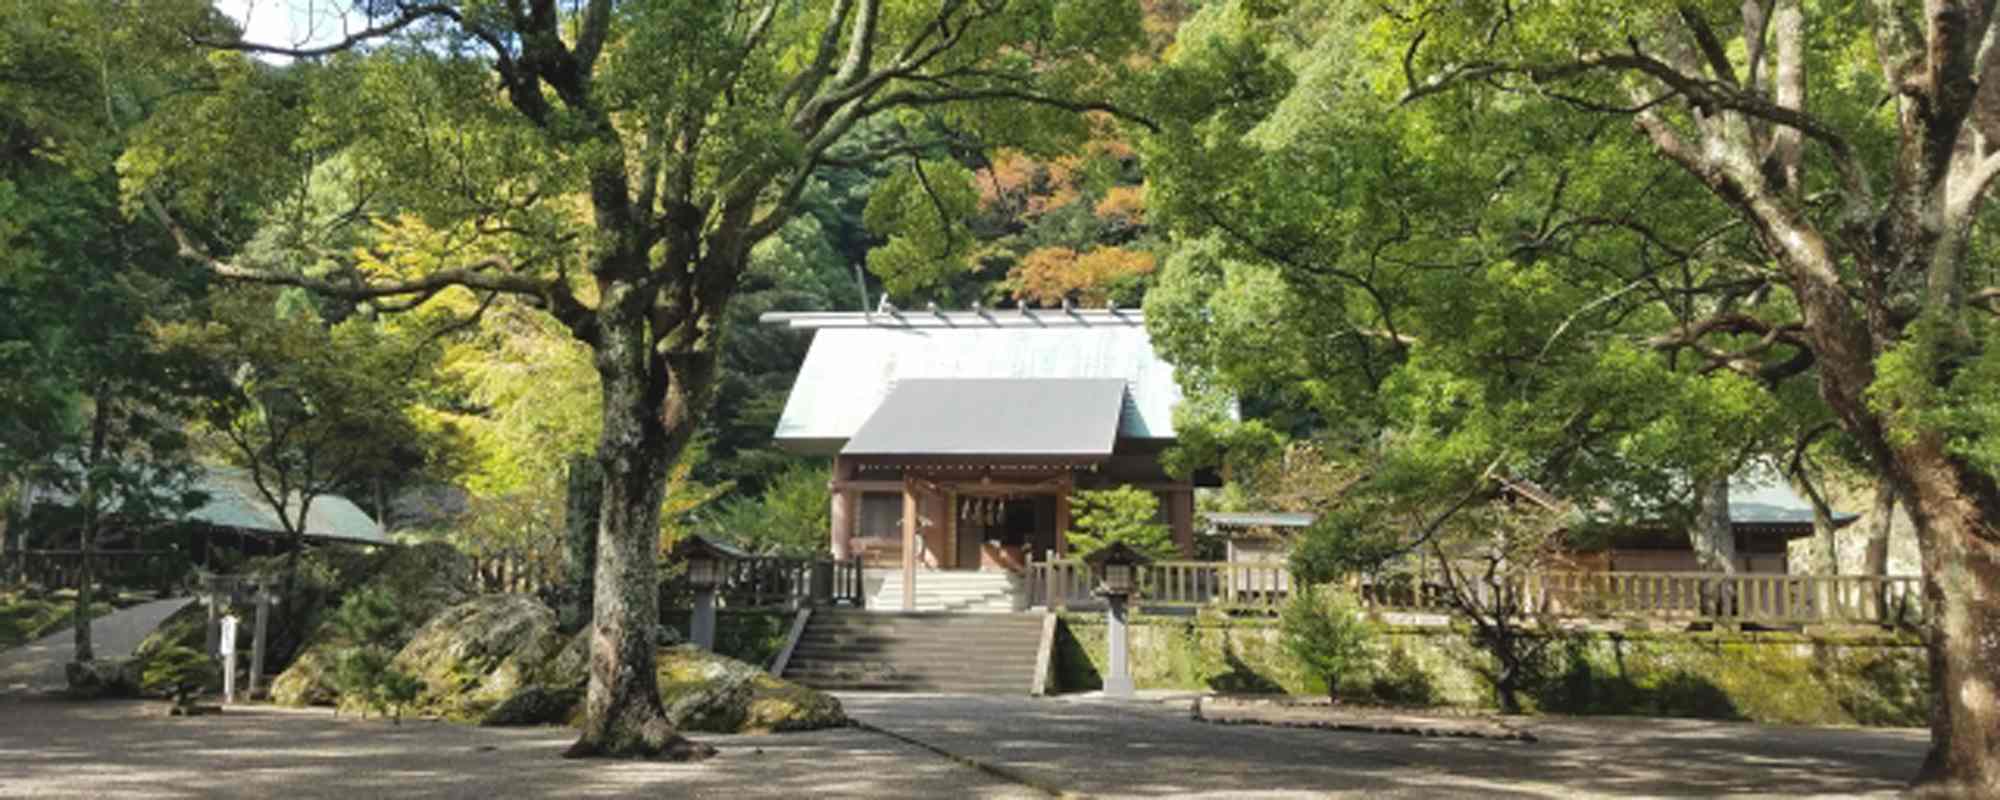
[661,555,867,612]
[1027,559,1293,612]
[468,550,562,596]
[2,549,189,595]
[1520,571,1926,626]
[1024,559,1926,626]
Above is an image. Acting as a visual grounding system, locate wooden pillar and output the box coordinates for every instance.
[901,476,917,611]
[944,489,959,569]
[829,457,856,559]
[1053,473,1073,559]
[1169,488,1196,558]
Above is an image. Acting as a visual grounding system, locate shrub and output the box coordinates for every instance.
[1065,486,1177,561]
[332,646,424,723]
[699,463,831,558]
[325,586,430,722]
[140,644,218,712]
[1278,585,1379,702]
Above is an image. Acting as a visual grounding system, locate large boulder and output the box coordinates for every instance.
[65,659,141,699]
[269,543,476,706]
[388,594,586,720]
[657,645,847,733]
[481,686,586,727]
[480,645,847,733]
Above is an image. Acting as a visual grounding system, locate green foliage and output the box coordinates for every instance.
[329,585,427,723]
[332,645,422,722]
[326,585,413,649]
[173,287,467,541]
[864,159,983,298]
[0,591,112,650]
[0,0,224,566]
[1138,1,1809,528]
[138,644,217,708]
[1278,585,1379,702]
[1064,486,1176,560]
[697,463,830,558]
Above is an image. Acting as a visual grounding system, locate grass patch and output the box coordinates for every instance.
[0,591,112,651]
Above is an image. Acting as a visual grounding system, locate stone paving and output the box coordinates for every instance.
[836,691,1932,799]
[0,596,191,693]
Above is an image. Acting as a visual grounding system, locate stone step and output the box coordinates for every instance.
[784,640,1032,652]
[783,608,1043,695]
[786,658,1039,675]
[801,611,1041,624]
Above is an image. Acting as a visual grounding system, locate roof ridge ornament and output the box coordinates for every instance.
[758,307,1146,330]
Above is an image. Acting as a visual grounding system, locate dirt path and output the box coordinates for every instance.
[0,596,191,694]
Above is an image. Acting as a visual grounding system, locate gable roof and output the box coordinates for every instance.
[765,310,1184,453]
[187,467,389,545]
[28,464,388,545]
[842,378,1130,459]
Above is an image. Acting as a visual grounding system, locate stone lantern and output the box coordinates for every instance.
[672,535,746,650]
[1085,541,1151,699]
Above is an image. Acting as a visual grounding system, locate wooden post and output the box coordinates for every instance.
[1168,488,1195,558]
[944,489,959,569]
[219,613,239,704]
[901,476,917,612]
[203,589,220,657]
[1053,474,1073,559]
[249,591,271,697]
[830,457,856,559]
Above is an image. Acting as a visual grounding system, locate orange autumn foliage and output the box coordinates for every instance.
[1008,246,1157,307]
[1094,185,1147,223]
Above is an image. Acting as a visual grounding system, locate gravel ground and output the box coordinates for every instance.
[0,696,1038,799]
[0,687,1932,799]
[838,691,1932,799]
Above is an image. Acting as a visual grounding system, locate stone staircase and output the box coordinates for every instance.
[869,569,1022,613]
[781,610,1044,694]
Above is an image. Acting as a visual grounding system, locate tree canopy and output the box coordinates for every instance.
[1141,2,2000,790]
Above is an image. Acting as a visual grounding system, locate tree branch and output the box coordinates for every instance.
[195,4,456,58]
[145,194,598,342]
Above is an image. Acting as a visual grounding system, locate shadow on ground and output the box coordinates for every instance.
[0,695,1034,799]
[836,692,1928,798]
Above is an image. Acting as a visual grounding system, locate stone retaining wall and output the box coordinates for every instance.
[1055,613,1930,727]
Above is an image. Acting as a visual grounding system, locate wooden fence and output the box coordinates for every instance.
[2,549,188,595]
[661,555,867,610]
[468,550,562,596]
[1024,559,1926,627]
[462,543,867,615]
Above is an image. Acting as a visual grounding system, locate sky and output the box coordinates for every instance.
[211,0,355,57]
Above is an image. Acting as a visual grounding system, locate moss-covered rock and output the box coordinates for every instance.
[386,594,585,720]
[1057,614,1930,727]
[269,543,475,706]
[65,658,141,699]
[656,645,846,733]
[480,686,586,727]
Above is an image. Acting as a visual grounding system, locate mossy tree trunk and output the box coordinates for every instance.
[560,454,602,635]
[72,383,113,663]
[563,279,720,761]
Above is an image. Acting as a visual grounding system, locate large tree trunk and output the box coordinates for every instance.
[1692,474,1738,573]
[1691,475,1738,622]
[565,293,716,761]
[1866,480,1895,579]
[559,453,602,635]
[1896,447,2000,795]
[72,388,112,663]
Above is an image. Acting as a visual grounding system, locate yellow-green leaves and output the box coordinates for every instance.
[862,158,979,298]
